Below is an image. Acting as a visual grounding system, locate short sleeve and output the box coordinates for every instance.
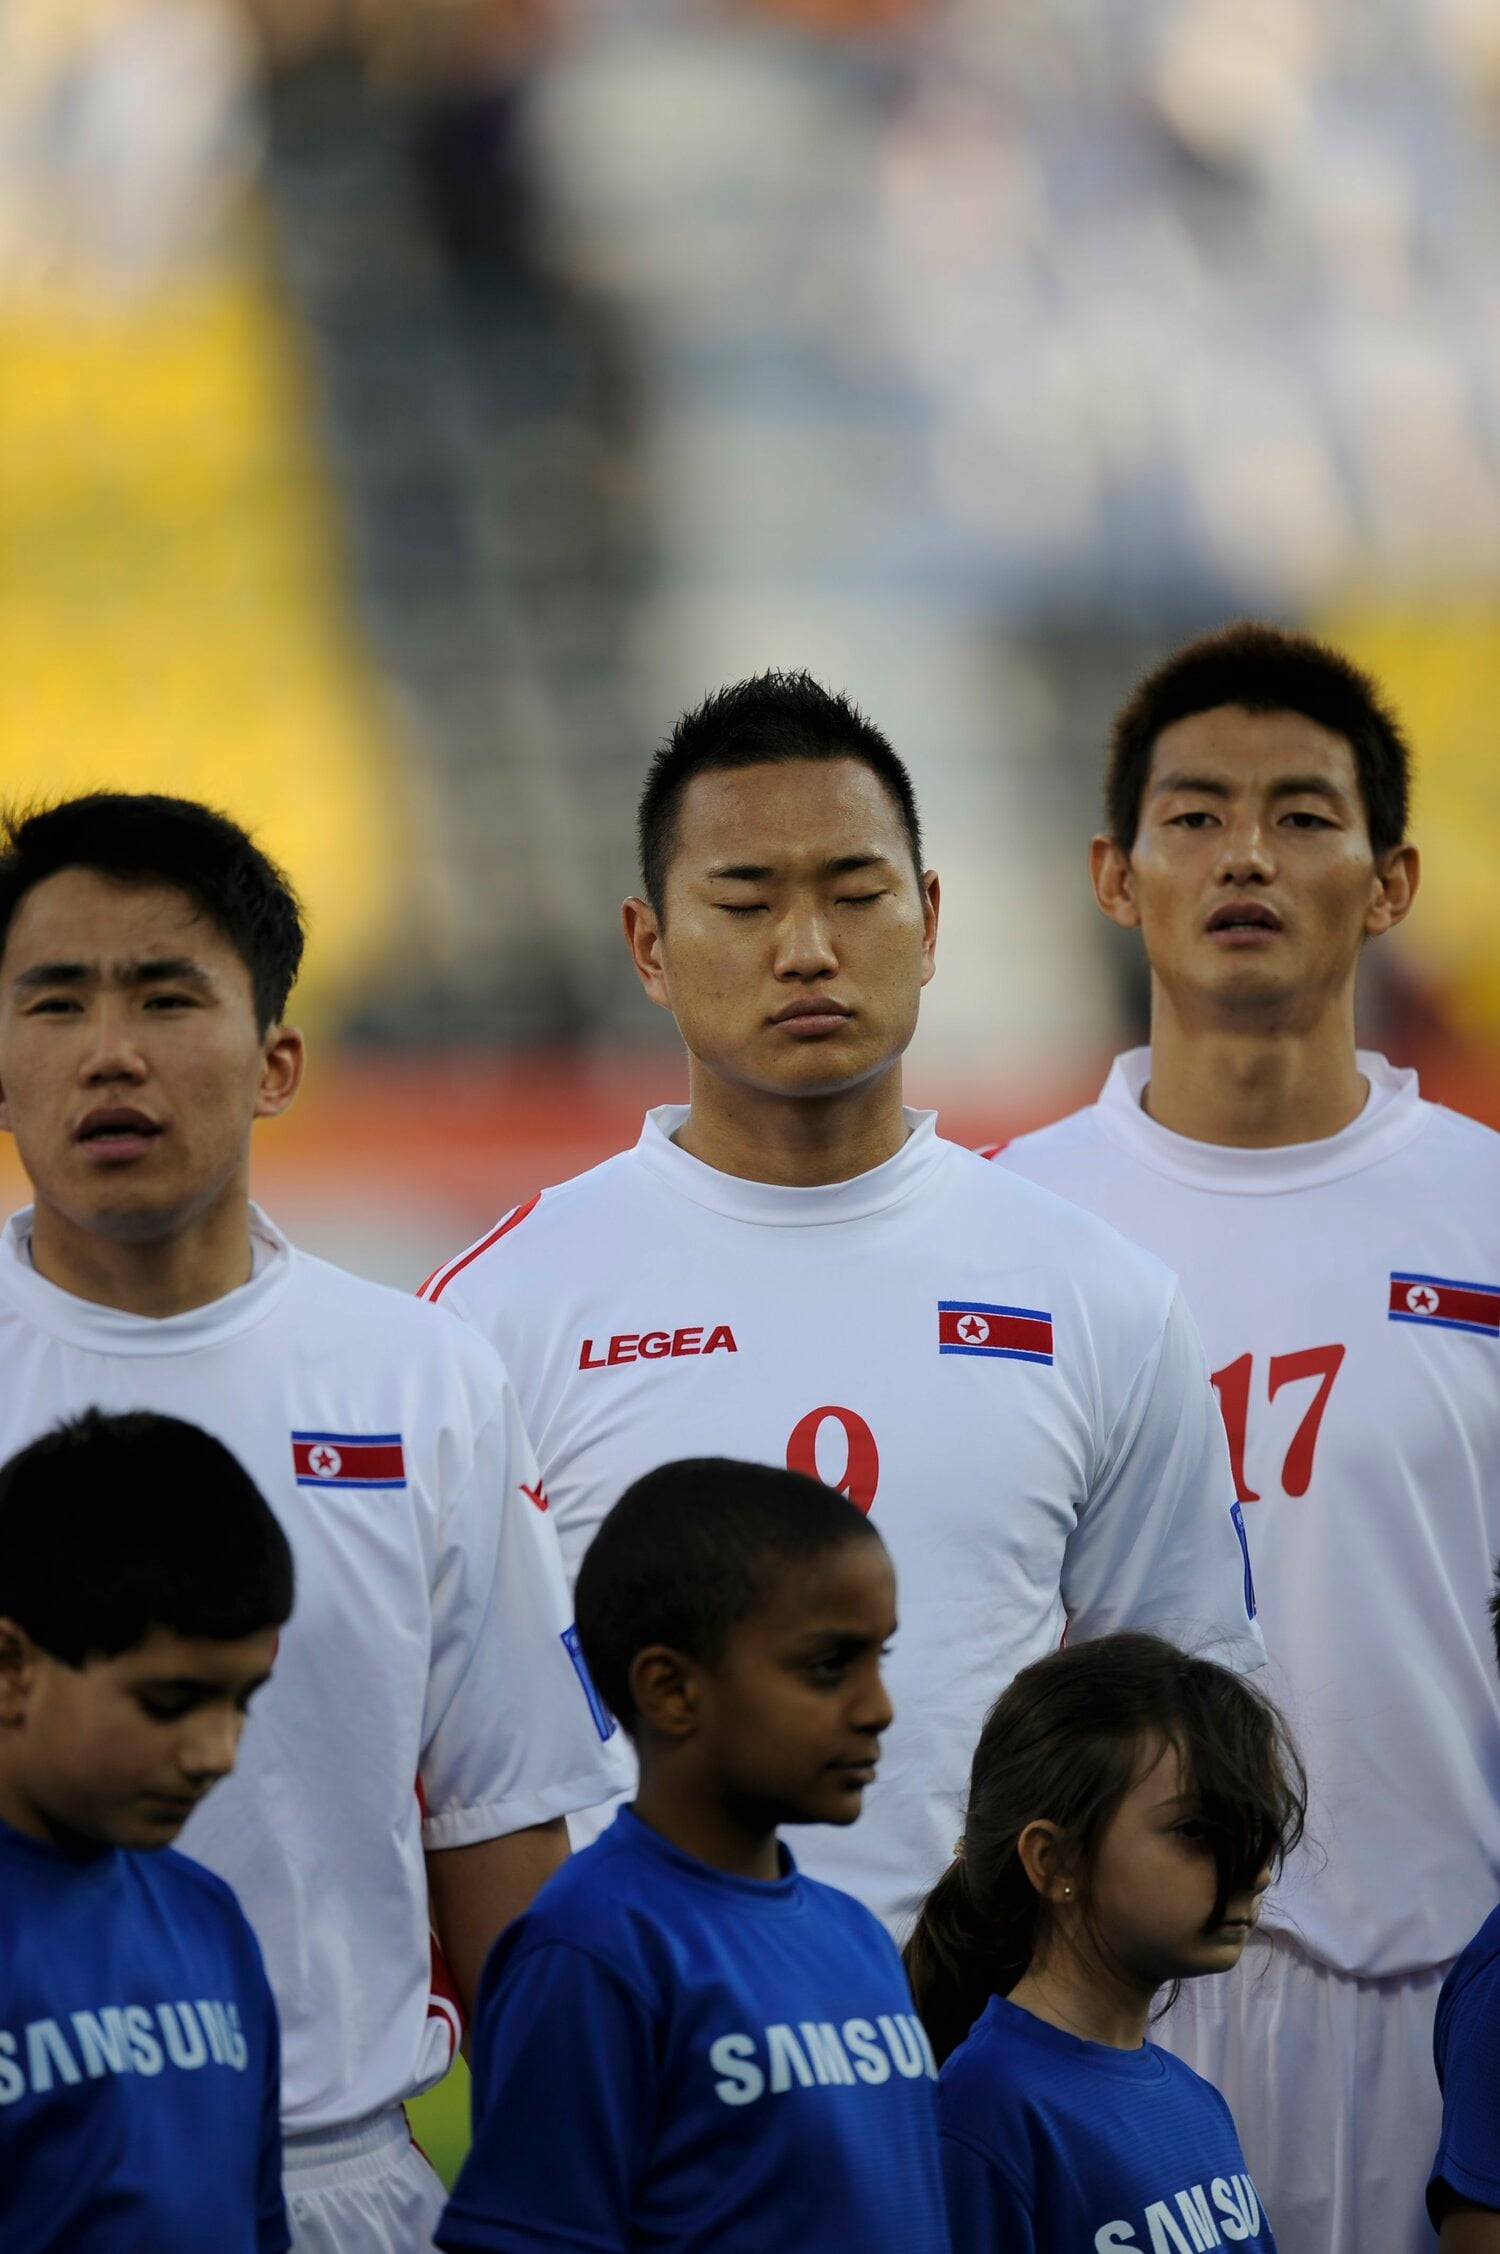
[436,1941,657,2254]
[939,2132,1038,2254]
[1430,1954,1500,2222]
[419,1365,632,1850]
[1061,1287,1265,1672]
[254,1974,292,2254]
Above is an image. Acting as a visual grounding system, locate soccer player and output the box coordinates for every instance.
[994,621,1500,2254]
[437,1458,950,2254]
[0,1408,293,2254]
[0,794,630,2254]
[1428,1570,1500,2251]
[420,670,1262,1935]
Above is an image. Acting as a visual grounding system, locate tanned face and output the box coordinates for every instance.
[625,759,939,1106]
[0,870,301,1251]
[1092,706,1417,1031]
[0,1620,278,1851]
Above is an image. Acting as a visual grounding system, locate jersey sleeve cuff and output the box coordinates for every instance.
[420,1771,626,1853]
[1429,2154,1500,2226]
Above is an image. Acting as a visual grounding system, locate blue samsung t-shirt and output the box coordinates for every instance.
[0,1818,288,2254]
[939,1993,1275,2254]
[1430,1901,1500,2224]
[438,1807,948,2254]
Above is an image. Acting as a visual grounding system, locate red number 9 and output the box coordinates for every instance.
[786,1406,880,1515]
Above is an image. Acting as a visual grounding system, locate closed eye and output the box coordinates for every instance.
[718,903,769,917]
[836,893,886,906]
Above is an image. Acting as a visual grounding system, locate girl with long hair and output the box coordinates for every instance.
[905,1633,1306,2252]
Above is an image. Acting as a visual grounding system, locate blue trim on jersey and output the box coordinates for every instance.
[1390,1314,1499,1339]
[938,1300,1051,1321]
[290,1430,404,1444]
[939,1345,1055,1365]
[561,1626,617,1743]
[1391,1270,1500,1296]
[294,1475,408,1489]
[1231,1501,1257,1621]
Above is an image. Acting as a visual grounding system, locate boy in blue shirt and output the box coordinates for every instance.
[1429,1572,1500,2250]
[437,1457,950,2254]
[0,1409,295,2254]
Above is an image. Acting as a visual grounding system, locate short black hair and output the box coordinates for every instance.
[638,671,924,913]
[0,794,305,1032]
[575,1456,885,1733]
[0,1410,294,1667]
[1106,622,1412,857]
[1490,1564,1500,1679]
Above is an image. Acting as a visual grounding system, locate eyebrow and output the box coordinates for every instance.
[706,853,894,882]
[1150,770,1350,806]
[13,956,217,994]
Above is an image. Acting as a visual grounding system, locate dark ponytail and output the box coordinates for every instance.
[904,1633,1306,2065]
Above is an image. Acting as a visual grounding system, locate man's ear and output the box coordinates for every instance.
[0,1618,41,1727]
[627,1644,700,1741]
[254,1024,305,1121]
[1090,835,1141,931]
[1366,842,1420,939]
[621,898,673,1014]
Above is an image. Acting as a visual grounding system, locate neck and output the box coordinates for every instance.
[1008,1944,1155,2051]
[0,1772,91,1854]
[674,1057,910,1188]
[28,1183,256,1318]
[632,1767,783,1884]
[1143,981,1367,1148]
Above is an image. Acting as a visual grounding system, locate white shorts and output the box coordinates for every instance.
[1159,1930,1446,2254]
[284,2107,448,2254]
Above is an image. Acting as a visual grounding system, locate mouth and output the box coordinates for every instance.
[139,1793,202,1823]
[73,1108,164,1161]
[827,1758,879,1787]
[1204,902,1283,944]
[770,999,854,1037]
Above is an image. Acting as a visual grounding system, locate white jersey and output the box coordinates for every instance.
[0,1207,629,2133]
[998,1049,1500,1979]
[421,1106,1262,1934]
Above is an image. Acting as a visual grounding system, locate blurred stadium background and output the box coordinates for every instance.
[5,0,1500,2184]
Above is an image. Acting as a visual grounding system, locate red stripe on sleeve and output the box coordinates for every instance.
[977,1140,1011,1161]
[419,1194,541,1303]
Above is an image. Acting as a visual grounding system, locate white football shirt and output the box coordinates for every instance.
[421,1106,1262,1935]
[998,1050,1500,1979]
[0,1206,630,2132]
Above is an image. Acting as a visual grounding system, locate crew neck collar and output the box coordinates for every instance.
[1094,1048,1427,1194]
[0,1203,295,1354]
[976,1991,1166,2079]
[632,1104,950,1226]
[613,1806,803,1906]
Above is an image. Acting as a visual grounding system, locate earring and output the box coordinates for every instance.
[1062,1884,1073,1897]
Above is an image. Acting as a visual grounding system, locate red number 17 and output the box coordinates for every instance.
[1211,1345,1346,1503]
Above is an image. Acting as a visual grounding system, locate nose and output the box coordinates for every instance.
[851,1661,894,1739]
[1213,809,1275,887]
[771,901,839,981]
[79,996,150,1086]
[178,1709,243,1789]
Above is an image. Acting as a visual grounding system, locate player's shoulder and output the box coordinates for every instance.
[418,1150,642,1312]
[290,1245,512,1386]
[1419,1099,1500,1180]
[982,1099,1106,1170]
[941,1134,1177,1302]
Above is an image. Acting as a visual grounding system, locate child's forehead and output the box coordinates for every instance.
[98,1621,277,1683]
[737,1537,897,1639]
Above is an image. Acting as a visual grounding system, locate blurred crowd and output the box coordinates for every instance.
[2,0,1499,1064]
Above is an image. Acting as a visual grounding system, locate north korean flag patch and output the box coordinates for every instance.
[939,1301,1054,1365]
[1389,1272,1500,1339]
[292,1431,408,1488]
